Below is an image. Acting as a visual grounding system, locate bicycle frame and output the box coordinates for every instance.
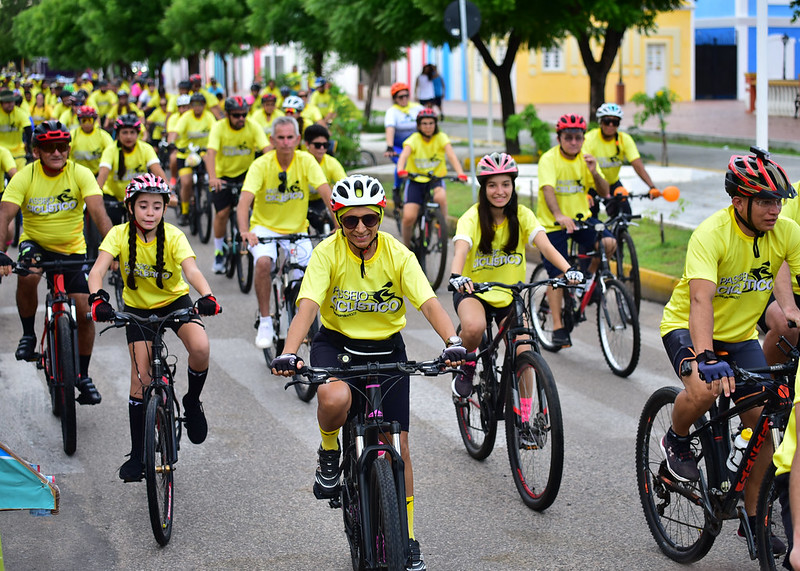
[141,321,179,465]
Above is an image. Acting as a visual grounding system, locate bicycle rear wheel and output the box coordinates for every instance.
[224,215,237,279]
[236,245,254,294]
[144,391,175,546]
[596,278,640,377]
[635,386,716,562]
[756,464,790,570]
[55,315,77,456]
[614,228,641,312]
[369,457,406,571]
[454,332,497,460]
[110,269,125,309]
[420,206,447,291]
[288,286,319,402]
[505,351,564,511]
[197,180,212,244]
[528,263,561,353]
[262,283,285,367]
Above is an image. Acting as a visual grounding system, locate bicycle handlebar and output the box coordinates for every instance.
[10,258,96,277]
[448,277,575,294]
[92,307,198,334]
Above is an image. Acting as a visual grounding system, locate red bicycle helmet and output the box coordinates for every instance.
[32,121,71,147]
[476,152,518,181]
[76,105,98,119]
[114,113,141,133]
[261,93,277,104]
[390,82,410,97]
[416,108,438,123]
[556,113,587,133]
[725,146,795,200]
[224,96,248,114]
[125,173,171,204]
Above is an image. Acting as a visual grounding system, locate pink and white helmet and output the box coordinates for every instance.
[476,152,518,182]
[125,173,171,204]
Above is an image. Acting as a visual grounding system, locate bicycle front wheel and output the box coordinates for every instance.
[110,269,125,309]
[505,351,564,511]
[756,464,790,570]
[454,333,497,460]
[615,229,641,312]
[55,315,77,455]
[596,278,640,377]
[236,247,254,294]
[420,207,447,291]
[290,288,319,402]
[528,263,561,353]
[197,181,213,244]
[635,386,716,562]
[369,457,407,571]
[262,283,285,367]
[224,216,237,279]
[145,392,175,546]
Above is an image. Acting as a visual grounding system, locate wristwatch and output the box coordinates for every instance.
[445,336,463,348]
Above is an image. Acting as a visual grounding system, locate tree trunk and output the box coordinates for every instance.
[472,32,521,154]
[188,54,200,76]
[575,28,625,122]
[363,50,386,125]
[311,51,324,78]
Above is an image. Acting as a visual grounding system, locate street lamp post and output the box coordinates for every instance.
[783,34,789,80]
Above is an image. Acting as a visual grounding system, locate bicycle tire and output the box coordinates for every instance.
[454,331,497,460]
[224,216,237,279]
[188,187,199,237]
[289,288,319,402]
[197,180,212,244]
[615,228,641,313]
[145,391,175,546]
[262,284,285,367]
[55,315,77,456]
[528,263,562,353]
[358,149,377,168]
[421,206,447,291]
[111,270,125,309]
[341,431,365,570]
[596,278,640,377]
[505,351,564,511]
[635,386,716,562]
[369,457,406,571]
[756,463,790,570]
[236,246,254,294]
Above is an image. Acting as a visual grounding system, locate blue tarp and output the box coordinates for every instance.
[0,441,59,513]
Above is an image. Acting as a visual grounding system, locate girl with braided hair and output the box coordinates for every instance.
[87,174,221,482]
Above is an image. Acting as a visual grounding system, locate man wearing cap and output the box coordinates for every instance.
[0,89,32,170]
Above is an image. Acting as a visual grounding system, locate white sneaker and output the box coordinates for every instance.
[212,251,225,274]
[255,319,274,349]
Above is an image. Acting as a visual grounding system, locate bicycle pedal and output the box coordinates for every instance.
[328,498,342,509]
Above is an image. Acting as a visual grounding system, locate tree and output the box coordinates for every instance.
[0,0,36,71]
[564,0,683,122]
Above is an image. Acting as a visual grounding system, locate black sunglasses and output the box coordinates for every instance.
[340,213,380,229]
[309,141,328,149]
[39,142,70,154]
[278,171,287,193]
[601,118,620,126]
[230,112,247,118]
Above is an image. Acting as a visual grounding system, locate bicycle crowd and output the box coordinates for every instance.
[4,69,800,571]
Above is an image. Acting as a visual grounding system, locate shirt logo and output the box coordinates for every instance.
[330,282,403,316]
[555,179,585,195]
[715,262,773,298]
[472,250,523,271]
[221,143,253,157]
[124,261,173,281]
[26,190,78,214]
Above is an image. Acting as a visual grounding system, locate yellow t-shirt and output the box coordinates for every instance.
[0,106,30,159]
[207,118,268,178]
[98,222,193,309]
[454,204,544,307]
[70,126,114,176]
[257,87,283,109]
[249,108,284,137]
[298,231,435,340]
[147,106,168,140]
[537,144,604,232]
[2,160,101,254]
[98,141,160,201]
[300,105,323,131]
[312,154,346,201]
[105,102,144,123]
[402,132,451,178]
[660,206,800,342]
[242,150,327,233]
[774,369,800,476]
[58,109,80,131]
[582,128,640,185]
[86,90,118,117]
[778,186,800,295]
[175,110,216,158]
[0,146,16,191]
[309,91,332,115]
[29,104,53,126]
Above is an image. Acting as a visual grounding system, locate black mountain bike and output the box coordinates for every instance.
[635,342,798,564]
[450,278,566,511]
[181,145,212,244]
[288,354,458,571]
[218,180,253,294]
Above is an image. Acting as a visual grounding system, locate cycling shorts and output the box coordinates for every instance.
[124,294,202,344]
[542,220,614,278]
[453,290,513,325]
[17,240,90,294]
[756,292,800,334]
[310,326,410,432]
[103,194,127,226]
[176,157,193,177]
[661,328,767,401]
[248,226,312,268]
[404,177,444,206]
[210,173,246,212]
[307,199,332,235]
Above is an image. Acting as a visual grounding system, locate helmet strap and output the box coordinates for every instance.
[733,199,764,257]
[342,230,378,278]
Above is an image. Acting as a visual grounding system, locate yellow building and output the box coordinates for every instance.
[515,6,693,105]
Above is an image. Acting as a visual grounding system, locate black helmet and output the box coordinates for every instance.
[725,146,795,201]
[32,120,71,147]
[189,93,206,105]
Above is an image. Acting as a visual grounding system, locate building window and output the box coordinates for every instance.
[542,45,564,72]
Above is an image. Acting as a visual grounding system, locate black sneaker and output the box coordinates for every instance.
[313,446,341,499]
[178,213,190,227]
[407,538,426,571]
[183,396,208,444]
[737,517,787,555]
[119,455,144,482]
[451,361,476,398]
[15,334,37,361]
[660,429,700,482]
[552,328,572,348]
[76,377,102,405]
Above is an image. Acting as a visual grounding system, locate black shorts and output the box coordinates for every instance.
[453,291,513,325]
[124,295,202,344]
[211,173,246,212]
[17,240,90,294]
[542,221,614,278]
[310,327,410,432]
[661,328,767,400]
[307,199,332,234]
[756,292,800,334]
[404,177,443,206]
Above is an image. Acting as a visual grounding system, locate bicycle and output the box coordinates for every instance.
[528,215,641,377]
[635,341,799,564]
[755,461,792,570]
[287,354,460,570]
[254,233,322,402]
[11,257,96,456]
[217,180,253,294]
[95,307,199,546]
[449,278,566,511]
[179,144,212,244]
[393,171,451,291]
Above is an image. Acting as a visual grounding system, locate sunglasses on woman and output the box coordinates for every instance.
[340,213,380,229]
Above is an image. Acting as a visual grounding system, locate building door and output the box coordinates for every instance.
[696,44,737,99]
[646,43,667,96]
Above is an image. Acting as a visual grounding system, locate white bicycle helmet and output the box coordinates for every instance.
[596,103,624,120]
[330,175,386,214]
[282,95,305,112]
[176,94,191,106]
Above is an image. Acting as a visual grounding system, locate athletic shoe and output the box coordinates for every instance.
[119,455,144,482]
[660,429,700,482]
[76,377,102,405]
[212,250,225,274]
[552,328,572,348]
[407,538,427,571]
[451,361,476,398]
[178,213,189,226]
[737,517,787,555]
[15,334,37,361]
[313,446,341,499]
[182,395,208,444]
[255,320,273,349]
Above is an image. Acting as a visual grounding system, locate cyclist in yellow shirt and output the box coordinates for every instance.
[0,121,113,405]
[303,124,344,234]
[29,92,53,126]
[659,148,800,545]
[103,90,143,131]
[297,90,324,129]
[249,93,284,139]
[145,96,169,145]
[0,89,31,170]
[204,96,269,273]
[70,106,114,176]
[88,174,221,481]
[189,74,223,119]
[258,79,283,109]
[309,78,334,123]
[395,108,467,247]
[237,116,332,348]
[270,175,466,571]
[86,80,117,127]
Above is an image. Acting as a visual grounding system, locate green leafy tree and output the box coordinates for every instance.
[563,0,683,122]
[631,88,678,166]
[0,0,36,71]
